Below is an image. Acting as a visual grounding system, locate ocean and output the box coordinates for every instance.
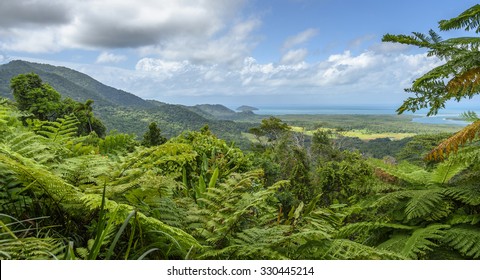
[252,105,477,126]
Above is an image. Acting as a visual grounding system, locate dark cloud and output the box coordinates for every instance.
[0,0,71,28]
[74,24,162,48]
[69,3,226,49]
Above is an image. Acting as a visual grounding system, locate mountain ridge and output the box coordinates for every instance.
[0,60,254,147]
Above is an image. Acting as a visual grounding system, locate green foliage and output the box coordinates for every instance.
[383,4,480,116]
[99,130,137,156]
[142,122,167,147]
[249,116,290,145]
[10,73,61,121]
[443,226,480,258]
[0,215,65,260]
[315,151,374,206]
[35,114,79,143]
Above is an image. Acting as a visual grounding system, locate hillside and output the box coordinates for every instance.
[0,60,253,146]
[0,60,154,109]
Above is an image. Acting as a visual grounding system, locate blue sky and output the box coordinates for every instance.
[1,0,479,108]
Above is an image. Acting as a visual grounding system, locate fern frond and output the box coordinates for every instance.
[404,188,450,221]
[447,213,480,226]
[1,131,55,164]
[460,111,479,122]
[430,158,469,184]
[377,234,410,253]
[338,222,415,239]
[426,120,480,161]
[446,67,480,96]
[443,226,480,258]
[53,155,112,189]
[319,239,405,260]
[0,237,64,260]
[369,159,430,185]
[372,189,411,209]
[443,185,480,206]
[36,114,79,143]
[401,224,449,259]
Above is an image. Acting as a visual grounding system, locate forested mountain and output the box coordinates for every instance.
[0,60,251,144]
[0,60,153,109]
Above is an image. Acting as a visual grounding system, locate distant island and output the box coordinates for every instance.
[236,105,259,112]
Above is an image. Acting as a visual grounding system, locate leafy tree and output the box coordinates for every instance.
[10,73,61,121]
[249,116,290,144]
[10,73,106,137]
[141,122,167,147]
[383,4,480,160]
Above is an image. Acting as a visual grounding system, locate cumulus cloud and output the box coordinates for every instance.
[282,28,318,50]
[0,0,251,62]
[96,52,127,64]
[106,49,440,102]
[139,18,261,65]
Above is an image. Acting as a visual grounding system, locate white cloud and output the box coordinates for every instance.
[282,28,318,50]
[95,52,127,64]
[106,49,441,104]
[281,49,308,64]
[140,18,261,65]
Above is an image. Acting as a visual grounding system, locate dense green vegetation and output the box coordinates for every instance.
[1,5,480,260]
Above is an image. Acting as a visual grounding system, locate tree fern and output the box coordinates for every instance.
[53,155,112,190]
[404,188,450,221]
[400,224,449,259]
[1,144,202,259]
[304,238,405,260]
[443,185,480,206]
[426,120,480,161]
[443,226,480,259]
[369,159,431,185]
[35,114,79,143]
